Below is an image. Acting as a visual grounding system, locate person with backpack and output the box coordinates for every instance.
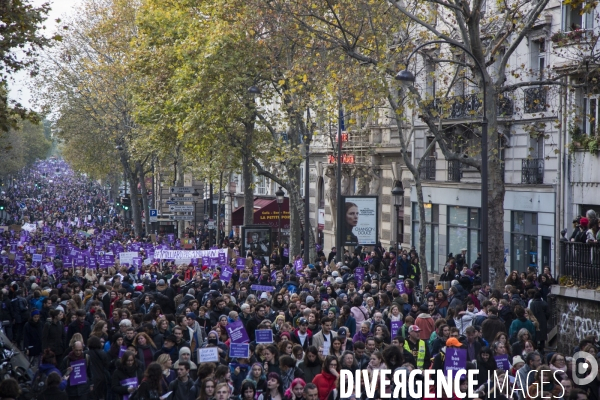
[10,289,30,350]
[38,372,69,400]
[34,349,69,399]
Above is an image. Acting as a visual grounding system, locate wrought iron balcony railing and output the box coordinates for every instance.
[447,160,462,182]
[419,158,436,181]
[422,93,514,119]
[524,87,547,113]
[521,158,544,184]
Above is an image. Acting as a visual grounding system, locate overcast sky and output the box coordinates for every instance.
[8,0,81,110]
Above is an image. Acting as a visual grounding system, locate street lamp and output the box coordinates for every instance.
[248,85,261,95]
[192,189,200,248]
[395,39,489,283]
[276,186,285,266]
[391,181,404,249]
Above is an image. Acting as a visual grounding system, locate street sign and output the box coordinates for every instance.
[208,219,215,229]
[170,215,194,221]
[170,197,194,202]
[166,201,176,205]
[149,209,158,222]
[170,187,194,194]
[169,205,194,212]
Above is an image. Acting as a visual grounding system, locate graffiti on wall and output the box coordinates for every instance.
[559,302,600,341]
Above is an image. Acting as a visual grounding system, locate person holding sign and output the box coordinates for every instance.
[59,341,92,400]
[135,363,164,400]
[111,351,144,400]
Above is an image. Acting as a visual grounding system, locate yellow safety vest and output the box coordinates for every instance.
[404,339,426,369]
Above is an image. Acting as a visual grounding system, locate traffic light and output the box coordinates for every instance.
[122,196,131,210]
[0,200,5,210]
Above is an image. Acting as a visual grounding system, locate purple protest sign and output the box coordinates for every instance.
[132,257,142,268]
[294,258,303,273]
[120,377,138,400]
[226,321,250,344]
[236,258,246,269]
[43,263,55,275]
[229,343,250,358]
[283,248,289,257]
[210,246,218,250]
[0,255,8,265]
[15,261,26,275]
[252,260,261,277]
[445,348,467,378]
[255,329,274,344]
[218,252,226,265]
[221,266,233,283]
[391,321,402,338]
[119,345,127,358]
[250,284,275,292]
[202,256,210,266]
[396,280,406,294]
[355,267,365,288]
[46,245,56,257]
[69,359,87,386]
[495,355,510,371]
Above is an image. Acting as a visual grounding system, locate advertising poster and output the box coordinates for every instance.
[342,196,378,246]
[241,226,271,267]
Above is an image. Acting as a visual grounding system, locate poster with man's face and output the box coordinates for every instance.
[241,226,272,266]
[342,196,378,246]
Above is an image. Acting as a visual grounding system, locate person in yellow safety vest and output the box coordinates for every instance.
[403,325,431,369]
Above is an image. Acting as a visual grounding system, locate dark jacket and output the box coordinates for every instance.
[529,298,550,341]
[38,386,69,400]
[43,320,66,356]
[60,353,92,397]
[88,348,111,395]
[169,377,194,400]
[67,319,92,344]
[481,314,506,344]
[24,317,44,356]
[111,360,145,400]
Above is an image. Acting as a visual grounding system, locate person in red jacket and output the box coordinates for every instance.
[312,356,338,400]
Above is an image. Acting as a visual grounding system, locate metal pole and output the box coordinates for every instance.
[304,108,311,266]
[194,201,197,249]
[209,182,214,247]
[278,202,282,266]
[335,102,344,264]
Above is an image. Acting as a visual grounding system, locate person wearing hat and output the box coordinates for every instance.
[431,336,464,371]
[403,325,431,369]
[153,334,179,363]
[173,347,198,381]
[336,328,353,351]
[290,318,313,351]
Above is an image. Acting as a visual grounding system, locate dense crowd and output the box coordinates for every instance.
[0,160,597,400]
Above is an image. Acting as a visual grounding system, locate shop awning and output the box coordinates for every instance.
[232,197,290,229]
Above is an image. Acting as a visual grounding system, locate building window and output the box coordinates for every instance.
[425,59,436,98]
[561,2,593,31]
[582,96,600,135]
[412,203,440,273]
[511,211,538,273]
[299,166,304,198]
[530,39,545,80]
[447,206,480,269]
[255,176,267,195]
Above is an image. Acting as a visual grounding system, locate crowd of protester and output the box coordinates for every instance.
[0,160,597,400]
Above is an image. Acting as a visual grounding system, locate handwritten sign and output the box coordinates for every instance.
[444,347,467,379]
[391,321,402,338]
[229,343,250,359]
[198,347,219,362]
[255,329,274,344]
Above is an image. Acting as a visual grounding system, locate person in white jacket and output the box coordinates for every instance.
[454,305,477,335]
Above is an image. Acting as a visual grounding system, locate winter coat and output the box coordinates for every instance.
[414,313,435,340]
[350,305,369,333]
[312,371,337,400]
[24,318,44,356]
[111,360,145,400]
[37,363,67,391]
[88,347,110,396]
[60,352,92,397]
[509,317,536,342]
[43,319,66,357]
[529,299,550,341]
[481,315,507,344]
[66,319,92,345]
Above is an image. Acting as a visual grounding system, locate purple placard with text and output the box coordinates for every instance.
[391,321,402,338]
[445,348,467,378]
[495,355,510,371]
[226,320,250,343]
[121,377,138,400]
[255,329,274,344]
[283,248,289,257]
[221,266,233,283]
[294,258,303,273]
[229,343,250,358]
[396,280,406,294]
[69,359,87,386]
[355,267,365,288]
[218,252,226,265]
[236,258,246,269]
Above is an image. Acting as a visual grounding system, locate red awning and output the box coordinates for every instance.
[232,197,290,228]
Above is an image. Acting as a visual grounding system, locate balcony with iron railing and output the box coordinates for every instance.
[423,93,514,119]
[419,158,436,181]
[521,158,544,184]
[560,242,600,289]
[447,160,462,182]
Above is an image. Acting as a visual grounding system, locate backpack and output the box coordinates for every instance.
[30,370,48,399]
[176,302,187,315]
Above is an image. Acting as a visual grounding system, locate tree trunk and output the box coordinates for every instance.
[128,172,142,237]
[415,180,429,288]
[488,153,505,290]
[242,150,254,226]
[136,161,150,235]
